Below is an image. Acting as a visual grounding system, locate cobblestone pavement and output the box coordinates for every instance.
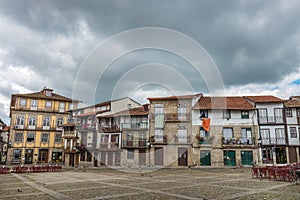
[0,168,299,199]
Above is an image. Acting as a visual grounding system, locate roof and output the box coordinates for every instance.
[10,88,81,107]
[147,93,202,101]
[61,122,75,127]
[111,104,149,117]
[243,95,283,103]
[193,96,254,110]
[284,99,300,108]
[2,126,10,131]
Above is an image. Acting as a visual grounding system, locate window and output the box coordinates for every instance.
[286,108,292,117]
[57,117,63,127]
[27,133,35,142]
[127,149,134,159]
[126,133,133,141]
[154,129,163,142]
[290,127,297,138]
[200,127,209,138]
[199,110,208,119]
[19,98,27,106]
[16,115,25,125]
[223,128,233,140]
[30,99,37,110]
[69,103,73,110]
[14,132,23,142]
[45,90,52,96]
[178,103,187,120]
[297,108,300,117]
[59,102,65,112]
[55,133,62,143]
[45,101,52,108]
[241,128,252,144]
[43,117,50,126]
[28,116,36,127]
[139,132,146,140]
[154,104,164,128]
[260,129,270,145]
[178,124,187,142]
[41,133,49,143]
[274,108,283,123]
[241,111,249,119]
[258,109,267,123]
[223,110,231,119]
[275,129,285,144]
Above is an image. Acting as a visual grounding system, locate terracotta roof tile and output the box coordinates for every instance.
[285,99,300,107]
[147,93,202,101]
[112,104,149,116]
[243,95,283,103]
[193,96,254,110]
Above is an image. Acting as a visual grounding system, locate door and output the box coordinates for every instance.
[38,149,49,163]
[139,149,146,166]
[115,152,121,166]
[200,150,211,166]
[100,152,106,166]
[94,152,98,167]
[178,148,188,166]
[224,151,236,166]
[241,151,253,166]
[75,154,80,166]
[154,147,163,165]
[69,154,74,166]
[108,152,114,166]
[289,147,297,163]
[25,149,33,164]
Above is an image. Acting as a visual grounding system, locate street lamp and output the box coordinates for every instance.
[146,141,152,167]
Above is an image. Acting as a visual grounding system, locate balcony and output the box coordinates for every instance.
[63,131,77,138]
[222,137,256,148]
[122,140,147,148]
[121,123,148,130]
[258,116,284,124]
[174,136,191,143]
[76,124,97,131]
[261,137,286,145]
[150,135,167,144]
[98,125,120,133]
[164,113,190,122]
[99,142,120,150]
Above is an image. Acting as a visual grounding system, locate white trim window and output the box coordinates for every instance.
[28,116,36,129]
[19,98,27,107]
[30,99,37,110]
[41,133,49,143]
[59,102,65,112]
[43,117,50,130]
[45,101,52,108]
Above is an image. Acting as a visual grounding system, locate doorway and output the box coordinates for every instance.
[38,149,49,163]
[139,149,146,166]
[25,149,33,164]
[241,151,253,166]
[154,147,163,165]
[224,150,236,166]
[178,148,188,166]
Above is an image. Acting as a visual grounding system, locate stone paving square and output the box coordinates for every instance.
[0,168,299,200]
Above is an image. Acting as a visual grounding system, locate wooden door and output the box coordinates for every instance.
[200,150,211,166]
[154,147,163,165]
[108,152,114,166]
[69,154,74,166]
[100,152,106,166]
[178,148,188,166]
[94,152,98,167]
[139,149,146,166]
[115,152,121,166]
[39,149,49,163]
[241,151,253,166]
[289,147,297,163]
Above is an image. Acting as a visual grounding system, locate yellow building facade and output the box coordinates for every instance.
[8,88,79,164]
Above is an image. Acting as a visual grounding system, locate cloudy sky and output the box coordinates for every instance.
[1,0,300,124]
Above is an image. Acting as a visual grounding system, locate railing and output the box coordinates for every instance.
[121,123,148,129]
[262,137,286,145]
[76,124,97,131]
[164,113,190,121]
[150,135,167,144]
[98,125,120,132]
[174,136,191,143]
[99,142,120,149]
[63,131,76,137]
[258,116,284,124]
[122,140,147,148]
[222,137,255,145]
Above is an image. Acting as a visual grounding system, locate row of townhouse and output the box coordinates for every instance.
[63,93,300,168]
[0,119,9,164]
[5,87,300,167]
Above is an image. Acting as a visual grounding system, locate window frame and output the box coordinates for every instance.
[54,133,62,143]
[14,132,23,142]
[127,149,134,159]
[290,127,297,138]
[223,127,233,140]
[41,133,49,143]
[43,117,50,127]
[241,110,249,119]
[223,110,231,119]
[286,108,292,117]
[19,98,27,107]
[26,132,35,143]
[45,101,52,108]
[28,116,36,127]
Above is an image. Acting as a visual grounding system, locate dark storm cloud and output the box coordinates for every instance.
[0,0,300,122]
